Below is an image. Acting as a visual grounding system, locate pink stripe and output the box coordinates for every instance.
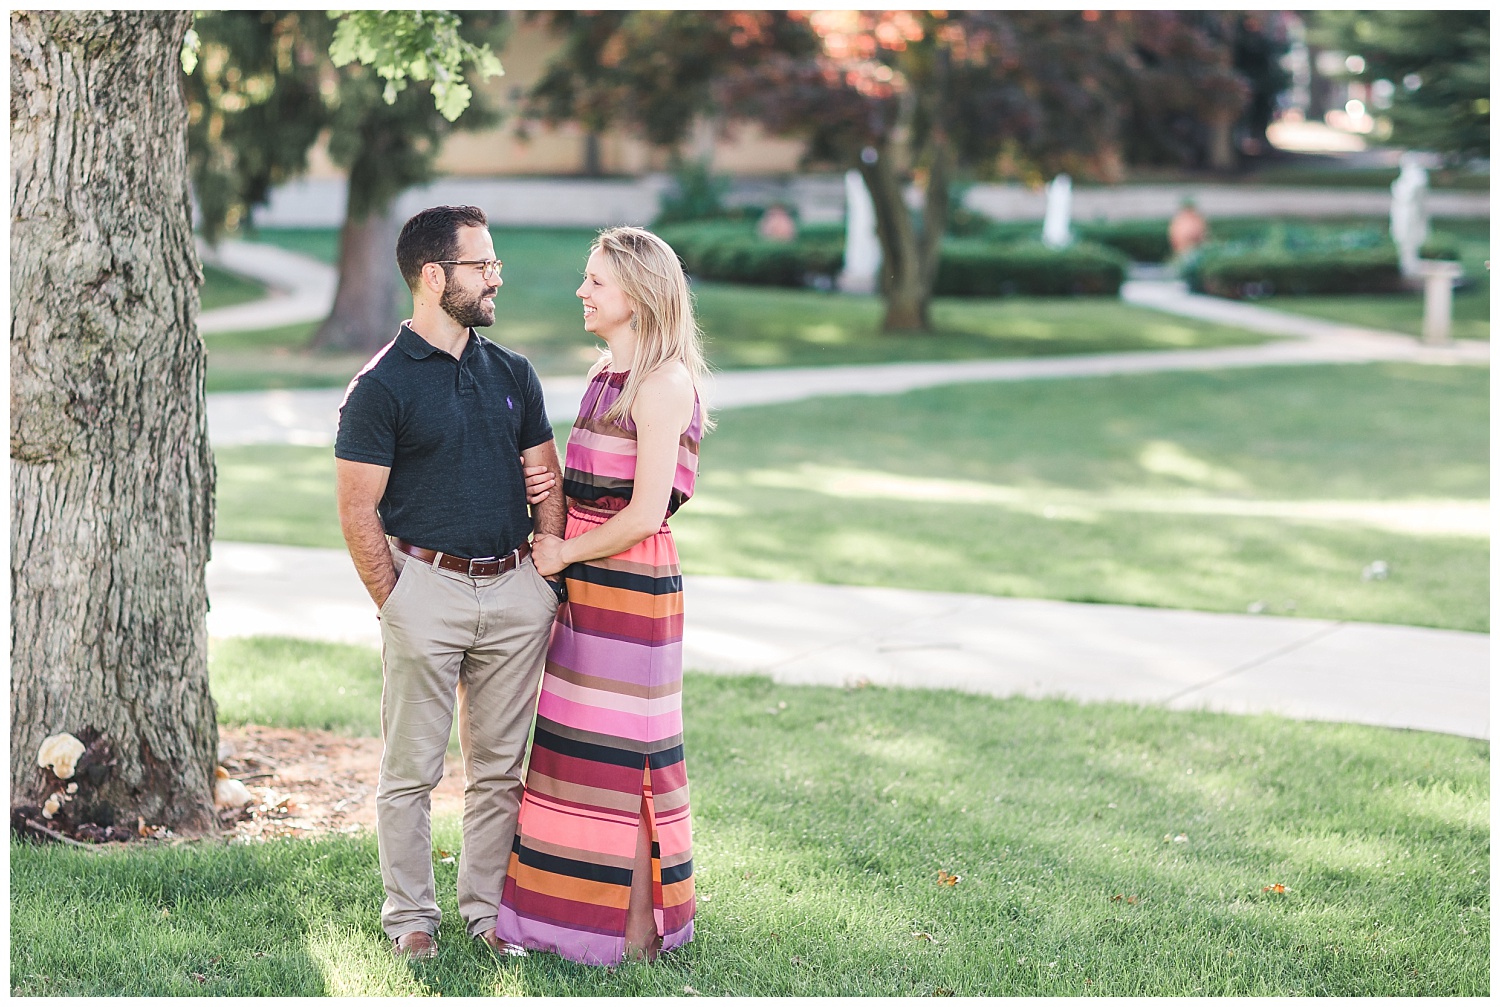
[570,425,638,455]
[654,817,692,856]
[537,691,651,739]
[542,675,681,717]
[520,800,638,854]
[566,442,639,480]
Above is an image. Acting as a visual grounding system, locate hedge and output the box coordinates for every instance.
[1186,245,1403,298]
[656,221,843,287]
[935,240,1127,296]
[658,222,1127,297]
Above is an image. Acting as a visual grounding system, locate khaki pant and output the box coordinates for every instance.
[376,542,558,941]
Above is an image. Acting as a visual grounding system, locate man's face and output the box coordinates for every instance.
[438,226,501,328]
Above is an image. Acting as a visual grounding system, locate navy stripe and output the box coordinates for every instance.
[648,745,685,770]
[661,859,694,885]
[563,478,634,502]
[517,842,632,887]
[568,562,682,596]
[534,726,645,770]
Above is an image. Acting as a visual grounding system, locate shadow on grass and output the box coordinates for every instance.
[23,660,1484,994]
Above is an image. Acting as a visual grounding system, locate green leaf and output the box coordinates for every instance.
[325,10,503,118]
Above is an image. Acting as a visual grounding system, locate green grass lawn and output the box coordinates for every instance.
[200,263,268,312]
[202,226,1272,392]
[12,650,1489,996]
[1258,218,1490,341]
[215,362,1489,632]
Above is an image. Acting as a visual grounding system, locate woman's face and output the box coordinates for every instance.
[576,249,634,339]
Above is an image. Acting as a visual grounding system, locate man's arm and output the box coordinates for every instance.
[521,438,565,541]
[336,457,397,608]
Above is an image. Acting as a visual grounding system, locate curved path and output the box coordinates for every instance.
[202,242,1489,740]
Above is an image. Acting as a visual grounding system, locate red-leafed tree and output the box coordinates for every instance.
[527,10,1276,332]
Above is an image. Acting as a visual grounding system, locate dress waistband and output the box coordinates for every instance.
[567,501,671,533]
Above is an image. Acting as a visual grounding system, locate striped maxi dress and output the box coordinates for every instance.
[496,367,702,965]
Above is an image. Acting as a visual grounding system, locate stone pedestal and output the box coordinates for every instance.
[1417,260,1464,345]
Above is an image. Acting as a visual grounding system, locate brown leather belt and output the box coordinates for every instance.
[390,537,530,578]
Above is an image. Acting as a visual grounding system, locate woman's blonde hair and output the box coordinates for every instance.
[590,226,713,431]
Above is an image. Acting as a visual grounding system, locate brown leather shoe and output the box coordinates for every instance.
[393,931,438,959]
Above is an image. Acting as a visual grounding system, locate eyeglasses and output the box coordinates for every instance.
[432,258,502,278]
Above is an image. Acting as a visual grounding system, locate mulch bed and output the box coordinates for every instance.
[15,725,464,847]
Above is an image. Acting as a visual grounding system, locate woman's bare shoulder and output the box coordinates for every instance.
[633,361,696,429]
[639,359,693,396]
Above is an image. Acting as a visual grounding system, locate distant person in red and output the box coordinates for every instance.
[1169,199,1210,257]
[757,203,797,243]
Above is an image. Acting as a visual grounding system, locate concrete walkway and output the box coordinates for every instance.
[200,242,1487,446]
[207,542,1488,740]
[200,242,1489,741]
[198,240,335,334]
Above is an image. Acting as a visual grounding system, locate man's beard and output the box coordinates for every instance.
[441,283,496,328]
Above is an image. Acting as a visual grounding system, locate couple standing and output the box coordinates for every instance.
[334,205,708,966]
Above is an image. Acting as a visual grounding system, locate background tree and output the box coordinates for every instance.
[184,10,506,353]
[526,10,1281,333]
[1117,11,1288,172]
[1307,10,1489,166]
[12,10,218,834]
[182,11,329,244]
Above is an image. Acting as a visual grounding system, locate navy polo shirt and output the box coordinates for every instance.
[334,323,553,559]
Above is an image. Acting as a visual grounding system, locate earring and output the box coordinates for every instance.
[628,313,638,331]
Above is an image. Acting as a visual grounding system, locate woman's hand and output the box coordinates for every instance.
[532,533,568,578]
[522,457,556,506]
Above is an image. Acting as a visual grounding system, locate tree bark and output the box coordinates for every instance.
[858,134,951,334]
[310,201,406,354]
[11,11,218,834]
[859,155,926,332]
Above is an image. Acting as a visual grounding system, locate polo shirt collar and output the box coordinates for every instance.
[396,322,476,361]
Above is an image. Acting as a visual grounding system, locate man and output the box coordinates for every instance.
[334,205,565,959]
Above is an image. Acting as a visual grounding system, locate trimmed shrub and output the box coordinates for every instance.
[936,240,1127,297]
[659,222,1127,296]
[1187,245,1403,298]
[967,220,1171,263]
[656,221,843,287]
[1076,220,1174,263]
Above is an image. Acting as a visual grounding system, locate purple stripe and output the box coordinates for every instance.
[496,904,627,967]
[550,630,684,684]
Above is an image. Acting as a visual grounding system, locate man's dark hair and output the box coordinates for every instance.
[396,205,489,291]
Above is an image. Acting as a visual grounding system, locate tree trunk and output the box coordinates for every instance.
[11,11,218,834]
[858,134,952,334]
[1206,114,1237,172]
[859,154,929,332]
[310,200,405,354]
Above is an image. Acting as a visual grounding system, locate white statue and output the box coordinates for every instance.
[838,169,881,295]
[1390,152,1430,279]
[1042,173,1073,249]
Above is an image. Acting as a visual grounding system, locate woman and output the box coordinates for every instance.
[496,226,710,965]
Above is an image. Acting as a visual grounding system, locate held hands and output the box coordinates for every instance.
[523,457,556,506]
[532,533,568,578]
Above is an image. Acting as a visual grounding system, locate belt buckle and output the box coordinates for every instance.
[468,555,498,576]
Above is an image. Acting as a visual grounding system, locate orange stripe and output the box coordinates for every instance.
[662,878,695,906]
[568,580,683,619]
[511,861,630,909]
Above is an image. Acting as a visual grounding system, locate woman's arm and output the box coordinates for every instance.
[532,363,695,576]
